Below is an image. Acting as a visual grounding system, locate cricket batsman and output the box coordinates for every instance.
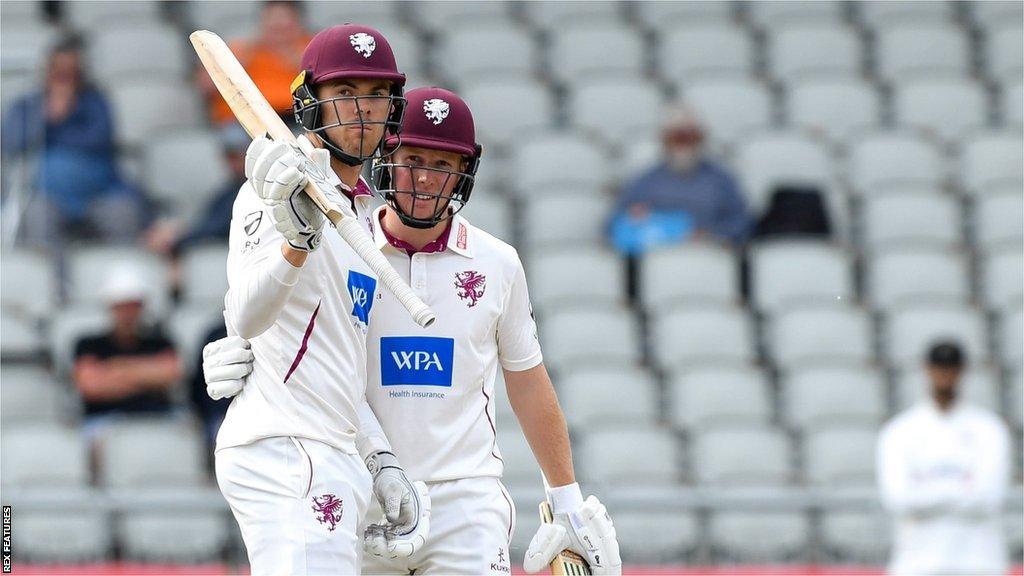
[210,24,429,575]
[205,85,621,575]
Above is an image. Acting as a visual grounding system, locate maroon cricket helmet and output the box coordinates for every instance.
[372,87,483,229]
[300,23,406,86]
[292,24,407,166]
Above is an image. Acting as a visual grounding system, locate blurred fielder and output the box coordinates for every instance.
[877,341,1011,575]
[206,85,622,575]
[209,24,428,575]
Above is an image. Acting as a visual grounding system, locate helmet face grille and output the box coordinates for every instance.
[371,157,479,229]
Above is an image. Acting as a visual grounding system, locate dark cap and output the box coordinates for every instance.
[927,340,965,367]
[385,87,477,157]
[300,24,405,87]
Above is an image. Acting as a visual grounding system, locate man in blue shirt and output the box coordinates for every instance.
[2,36,147,250]
[613,104,751,250]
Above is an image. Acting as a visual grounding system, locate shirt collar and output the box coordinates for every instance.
[371,205,474,258]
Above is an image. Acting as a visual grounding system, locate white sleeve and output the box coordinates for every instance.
[877,420,958,517]
[954,416,1011,517]
[496,255,543,372]
[356,400,393,460]
[224,183,303,339]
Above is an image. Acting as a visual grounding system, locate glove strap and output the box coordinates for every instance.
[366,450,402,477]
[547,482,584,516]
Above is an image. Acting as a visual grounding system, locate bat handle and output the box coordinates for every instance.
[335,216,436,328]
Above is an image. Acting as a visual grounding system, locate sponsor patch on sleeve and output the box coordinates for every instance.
[348,270,377,325]
[380,336,455,387]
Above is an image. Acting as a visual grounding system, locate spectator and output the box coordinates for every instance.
[196,0,311,127]
[145,123,250,258]
[2,35,148,250]
[73,267,182,437]
[611,103,751,255]
[877,341,1010,576]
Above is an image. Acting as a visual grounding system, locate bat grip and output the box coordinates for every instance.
[335,216,436,328]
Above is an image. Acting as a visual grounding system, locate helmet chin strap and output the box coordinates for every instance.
[393,210,438,229]
[313,131,366,167]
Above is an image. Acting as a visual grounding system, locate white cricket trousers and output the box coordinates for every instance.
[362,476,516,575]
[216,436,372,576]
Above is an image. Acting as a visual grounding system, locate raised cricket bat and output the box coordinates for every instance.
[190,30,435,328]
[539,501,591,576]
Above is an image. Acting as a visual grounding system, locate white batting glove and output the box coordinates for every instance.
[523,485,621,575]
[202,335,254,400]
[245,135,325,252]
[363,451,431,558]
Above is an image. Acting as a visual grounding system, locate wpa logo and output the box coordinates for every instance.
[380,336,455,387]
[347,270,377,325]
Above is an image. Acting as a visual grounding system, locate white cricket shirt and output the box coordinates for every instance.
[363,206,543,482]
[878,401,1011,575]
[217,178,380,454]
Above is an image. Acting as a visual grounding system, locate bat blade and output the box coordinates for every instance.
[539,501,591,576]
[189,30,435,328]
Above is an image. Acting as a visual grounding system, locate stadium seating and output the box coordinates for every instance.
[847,131,945,195]
[0,366,74,426]
[885,303,989,367]
[769,305,874,367]
[559,365,659,430]
[550,22,645,82]
[749,240,854,312]
[708,511,809,562]
[659,25,754,83]
[635,1,734,30]
[861,191,961,250]
[682,78,773,146]
[521,191,612,248]
[866,247,970,310]
[613,510,699,561]
[804,425,878,485]
[578,425,680,485]
[527,247,624,311]
[894,77,987,144]
[987,24,1023,82]
[539,305,641,372]
[787,76,882,143]
[462,78,555,150]
[692,424,793,485]
[782,364,886,428]
[735,131,835,212]
[767,25,862,81]
[438,24,537,85]
[983,246,1024,311]
[639,243,740,308]
[2,0,1022,566]
[651,304,757,371]
[750,1,845,27]
[569,76,664,145]
[820,510,891,563]
[1,247,57,322]
[669,366,771,429]
[974,189,1023,251]
[875,23,968,81]
[88,23,188,86]
[143,129,231,221]
[960,131,1024,196]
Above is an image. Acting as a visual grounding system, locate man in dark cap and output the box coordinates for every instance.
[877,340,1011,575]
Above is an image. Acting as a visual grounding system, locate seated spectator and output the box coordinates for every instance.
[145,123,249,258]
[611,103,751,255]
[1,35,148,250]
[195,0,311,127]
[73,267,182,437]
